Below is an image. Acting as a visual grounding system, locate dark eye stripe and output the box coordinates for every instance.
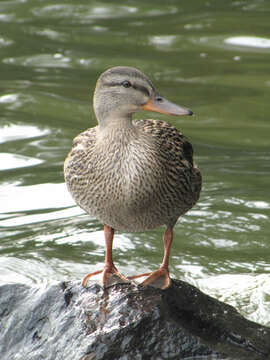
[132,84,150,97]
[103,81,121,87]
[103,81,150,97]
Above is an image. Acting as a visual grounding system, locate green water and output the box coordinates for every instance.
[1,0,270,325]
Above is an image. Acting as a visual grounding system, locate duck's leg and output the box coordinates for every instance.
[82,225,130,288]
[130,227,173,290]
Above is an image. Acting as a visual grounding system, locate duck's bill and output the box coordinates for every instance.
[142,96,193,116]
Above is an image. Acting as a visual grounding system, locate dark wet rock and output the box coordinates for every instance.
[0,279,270,360]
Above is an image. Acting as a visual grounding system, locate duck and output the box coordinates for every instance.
[64,66,201,289]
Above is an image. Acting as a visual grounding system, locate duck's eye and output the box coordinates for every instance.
[121,80,131,88]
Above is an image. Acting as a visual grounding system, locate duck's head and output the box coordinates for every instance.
[93,66,193,128]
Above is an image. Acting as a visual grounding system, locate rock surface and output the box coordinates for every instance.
[0,279,270,360]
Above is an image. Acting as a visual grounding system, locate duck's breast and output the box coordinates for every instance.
[64,122,201,232]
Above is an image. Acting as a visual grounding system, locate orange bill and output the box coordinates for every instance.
[142,95,193,116]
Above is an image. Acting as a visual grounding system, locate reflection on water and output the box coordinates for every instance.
[0,152,43,170]
[225,36,270,49]
[0,0,270,326]
[0,124,49,143]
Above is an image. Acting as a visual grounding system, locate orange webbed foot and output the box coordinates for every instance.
[140,268,171,290]
[82,266,130,288]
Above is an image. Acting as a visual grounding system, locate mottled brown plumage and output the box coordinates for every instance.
[64,66,201,289]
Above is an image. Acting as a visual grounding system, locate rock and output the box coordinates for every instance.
[0,279,270,360]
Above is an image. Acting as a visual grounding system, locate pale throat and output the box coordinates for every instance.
[96,106,135,130]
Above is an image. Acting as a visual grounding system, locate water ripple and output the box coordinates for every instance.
[31,3,177,22]
[197,274,270,326]
[225,36,270,49]
[0,153,43,171]
[0,36,13,47]
[0,124,49,143]
[4,53,72,68]
[0,183,74,214]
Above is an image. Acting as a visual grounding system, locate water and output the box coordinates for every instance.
[0,0,270,327]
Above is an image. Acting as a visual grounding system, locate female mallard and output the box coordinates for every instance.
[64,66,201,289]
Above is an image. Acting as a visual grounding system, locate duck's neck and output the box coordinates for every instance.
[96,112,138,144]
[96,109,134,131]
